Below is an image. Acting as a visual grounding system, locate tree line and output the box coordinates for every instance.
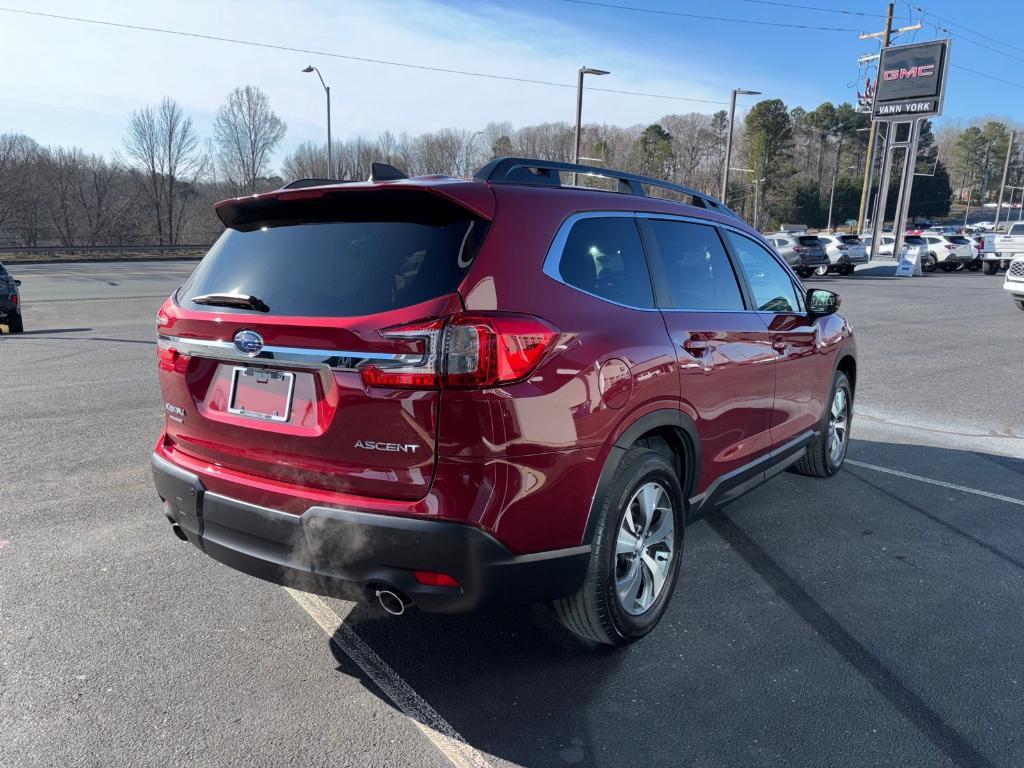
[2,88,1022,246]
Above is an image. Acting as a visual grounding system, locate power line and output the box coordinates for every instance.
[731,0,890,18]
[951,64,1024,92]
[0,6,728,105]
[910,4,1024,58]
[558,0,860,31]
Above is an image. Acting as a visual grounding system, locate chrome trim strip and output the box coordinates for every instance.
[157,334,422,371]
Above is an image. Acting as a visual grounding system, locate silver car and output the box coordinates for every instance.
[765,232,829,278]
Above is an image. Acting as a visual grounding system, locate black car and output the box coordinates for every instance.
[0,260,23,333]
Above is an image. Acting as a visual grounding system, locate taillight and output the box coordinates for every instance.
[792,246,803,253]
[157,345,190,374]
[837,244,848,251]
[945,244,956,250]
[360,313,558,390]
[10,293,17,306]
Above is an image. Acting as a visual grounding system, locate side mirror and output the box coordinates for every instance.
[807,288,840,318]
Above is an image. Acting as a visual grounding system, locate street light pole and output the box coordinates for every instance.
[994,130,1015,230]
[573,66,610,185]
[302,65,332,176]
[721,88,761,203]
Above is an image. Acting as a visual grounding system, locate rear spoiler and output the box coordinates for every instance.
[214,180,496,229]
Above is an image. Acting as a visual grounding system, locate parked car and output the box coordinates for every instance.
[974,221,995,232]
[981,222,1024,275]
[923,234,976,271]
[0,260,23,333]
[765,232,829,278]
[1005,257,1024,310]
[862,234,937,272]
[150,157,857,646]
[816,234,868,275]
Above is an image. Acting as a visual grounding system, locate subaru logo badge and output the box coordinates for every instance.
[234,329,264,357]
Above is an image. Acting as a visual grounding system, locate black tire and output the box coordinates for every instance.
[983,261,999,275]
[797,268,813,279]
[7,314,23,334]
[922,257,937,273]
[1016,300,1024,312]
[792,370,852,479]
[966,262,981,271]
[553,447,685,646]
[838,264,854,276]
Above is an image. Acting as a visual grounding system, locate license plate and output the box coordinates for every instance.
[228,367,295,423]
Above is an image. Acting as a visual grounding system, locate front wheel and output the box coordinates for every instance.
[553,448,684,646]
[983,261,999,275]
[922,257,937,273]
[815,265,829,276]
[792,370,852,478]
[838,264,854,276]
[797,268,814,279]
[966,262,981,271]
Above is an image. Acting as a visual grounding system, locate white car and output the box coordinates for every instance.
[862,234,937,271]
[923,234,975,271]
[974,221,995,231]
[1004,256,1024,311]
[816,234,868,275]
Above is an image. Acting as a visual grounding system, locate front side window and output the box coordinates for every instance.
[647,220,744,311]
[558,217,654,308]
[724,231,803,313]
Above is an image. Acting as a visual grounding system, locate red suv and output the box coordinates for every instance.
[152,158,856,645]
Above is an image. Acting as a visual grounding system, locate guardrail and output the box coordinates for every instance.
[0,244,212,264]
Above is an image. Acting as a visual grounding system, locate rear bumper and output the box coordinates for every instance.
[152,453,590,613]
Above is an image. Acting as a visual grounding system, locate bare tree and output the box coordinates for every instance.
[122,97,206,244]
[212,86,286,194]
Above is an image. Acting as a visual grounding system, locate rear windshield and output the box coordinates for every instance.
[905,236,925,244]
[179,214,486,317]
[1009,224,1024,236]
[947,236,970,244]
[837,235,862,244]
[798,236,822,247]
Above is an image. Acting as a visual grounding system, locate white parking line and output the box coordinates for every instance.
[285,588,495,768]
[847,460,1024,507]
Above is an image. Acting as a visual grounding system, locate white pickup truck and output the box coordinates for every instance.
[982,222,1024,275]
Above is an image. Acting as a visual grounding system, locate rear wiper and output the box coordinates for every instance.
[190,293,270,312]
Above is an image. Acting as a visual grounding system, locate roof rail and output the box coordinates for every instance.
[280,178,350,190]
[473,157,738,219]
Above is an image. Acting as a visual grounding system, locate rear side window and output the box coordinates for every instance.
[180,213,486,317]
[838,235,862,244]
[724,231,803,313]
[948,236,970,244]
[557,217,654,308]
[647,220,744,311]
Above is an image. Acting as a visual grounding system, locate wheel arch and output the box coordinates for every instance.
[581,409,700,544]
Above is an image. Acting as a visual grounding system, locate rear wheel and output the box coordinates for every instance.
[7,314,23,334]
[838,264,854,276]
[983,261,999,275]
[921,257,937,273]
[815,265,829,276]
[797,268,813,279]
[792,370,852,479]
[967,262,981,271]
[553,447,684,646]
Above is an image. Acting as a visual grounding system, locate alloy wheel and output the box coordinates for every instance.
[615,482,675,616]
[828,387,849,465]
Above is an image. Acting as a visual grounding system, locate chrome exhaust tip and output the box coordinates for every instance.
[170,521,189,542]
[375,588,409,616]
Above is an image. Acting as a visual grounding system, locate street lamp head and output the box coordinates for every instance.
[581,67,610,76]
[735,88,762,96]
[302,65,315,73]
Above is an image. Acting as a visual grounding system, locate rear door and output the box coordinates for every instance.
[722,230,826,448]
[640,217,776,492]
[158,188,488,501]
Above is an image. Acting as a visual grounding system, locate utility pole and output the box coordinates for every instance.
[855,5,921,235]
[721,88,761,202]
[994,130,1015,230]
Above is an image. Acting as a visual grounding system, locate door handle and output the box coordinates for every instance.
[682,338,709,356]
[771,339,787,352]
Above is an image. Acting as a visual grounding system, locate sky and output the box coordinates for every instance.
[1,0,1022,171]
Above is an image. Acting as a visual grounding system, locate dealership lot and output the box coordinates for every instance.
[2,261,1023,768]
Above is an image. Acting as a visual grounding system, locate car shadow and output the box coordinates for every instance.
[319,439,1024,768]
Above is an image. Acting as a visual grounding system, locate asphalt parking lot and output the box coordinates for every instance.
[2,260,1023,768]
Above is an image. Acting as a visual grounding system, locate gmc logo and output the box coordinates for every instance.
[883,64,935,81]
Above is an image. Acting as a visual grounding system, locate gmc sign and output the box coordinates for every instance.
[871,40,949,121]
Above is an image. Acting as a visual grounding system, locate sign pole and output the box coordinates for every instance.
[891,119,922,262]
